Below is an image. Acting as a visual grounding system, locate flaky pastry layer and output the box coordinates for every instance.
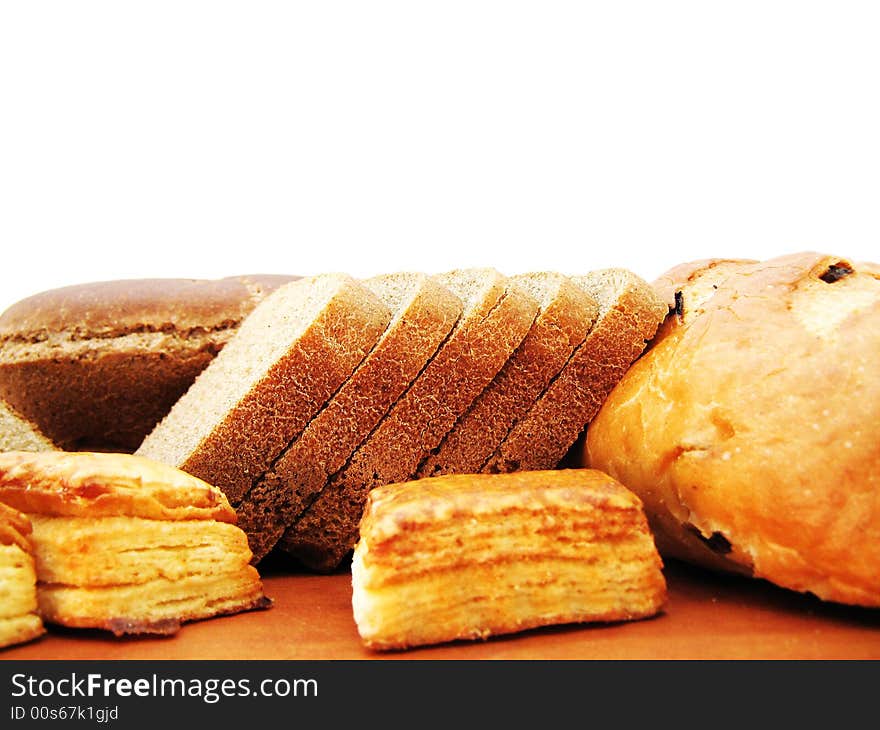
[0,613,45,649]
[0,542,43,649]
[38,567,269,636]
[0,501,33,554]
[29,516,252,586]
[0,543,39,619]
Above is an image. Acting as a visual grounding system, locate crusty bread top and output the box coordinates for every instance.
[585,252,880,606]
[360,469,646,545]
[652,259,757,310]
[0,501,33,553]
[0,451,235,522]
[0,275,296,344]
[0,400,56,453]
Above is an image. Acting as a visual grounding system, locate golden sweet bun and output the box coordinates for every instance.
[584,252,880,607]
[0,451,235,522]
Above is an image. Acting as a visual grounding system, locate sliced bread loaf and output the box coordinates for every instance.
[235,273,463,561]
[280,268,539,571]
[136,274,391,504]
[483,269,667,474]
[417,272,599,477]
[0,401,57,453]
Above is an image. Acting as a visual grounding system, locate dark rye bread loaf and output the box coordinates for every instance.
[136,274,391,504]
[279,269,539,571]
[417,272,599,477]
[0,275,296,451]
[234,273,463,561]
[483,269,667,474]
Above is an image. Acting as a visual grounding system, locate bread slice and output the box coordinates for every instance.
[234,273,463,561]
[483,269,667,473]
[136,274,391,504]
[0,400,56,453]
[280,269,539,571]
[352,469,667,650]
[417,272,599,477]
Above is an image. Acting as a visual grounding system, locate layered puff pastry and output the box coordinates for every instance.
[352,469,666,650]
[0,501,45,648]
[0,451,270,635]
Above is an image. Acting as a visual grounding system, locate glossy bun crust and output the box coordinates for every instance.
[0,451,235,522]
[585,252,880,607]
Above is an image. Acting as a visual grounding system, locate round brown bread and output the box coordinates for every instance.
[584,252,880,607]
[0,275,296,451]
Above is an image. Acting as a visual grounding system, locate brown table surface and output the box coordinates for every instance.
[5,560,879,660]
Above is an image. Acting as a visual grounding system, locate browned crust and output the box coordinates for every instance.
[280,273,539,571]
[0,451,235,522]
[0,501,33,553]
[0,275,296,451]
[652,258,757,309]
[361,469,646,543]
[0,275,297,341]
[234,275,463,561]
[484,270,667,474]
[417,274,599,477]
[585,252,880,606]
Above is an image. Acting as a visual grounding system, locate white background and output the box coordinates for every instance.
[1,1,877,314]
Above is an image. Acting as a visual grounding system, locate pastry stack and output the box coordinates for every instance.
[351,469,667,650]
[0,451,270,635]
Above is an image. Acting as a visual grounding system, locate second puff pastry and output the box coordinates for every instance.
[352,469,666,650]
